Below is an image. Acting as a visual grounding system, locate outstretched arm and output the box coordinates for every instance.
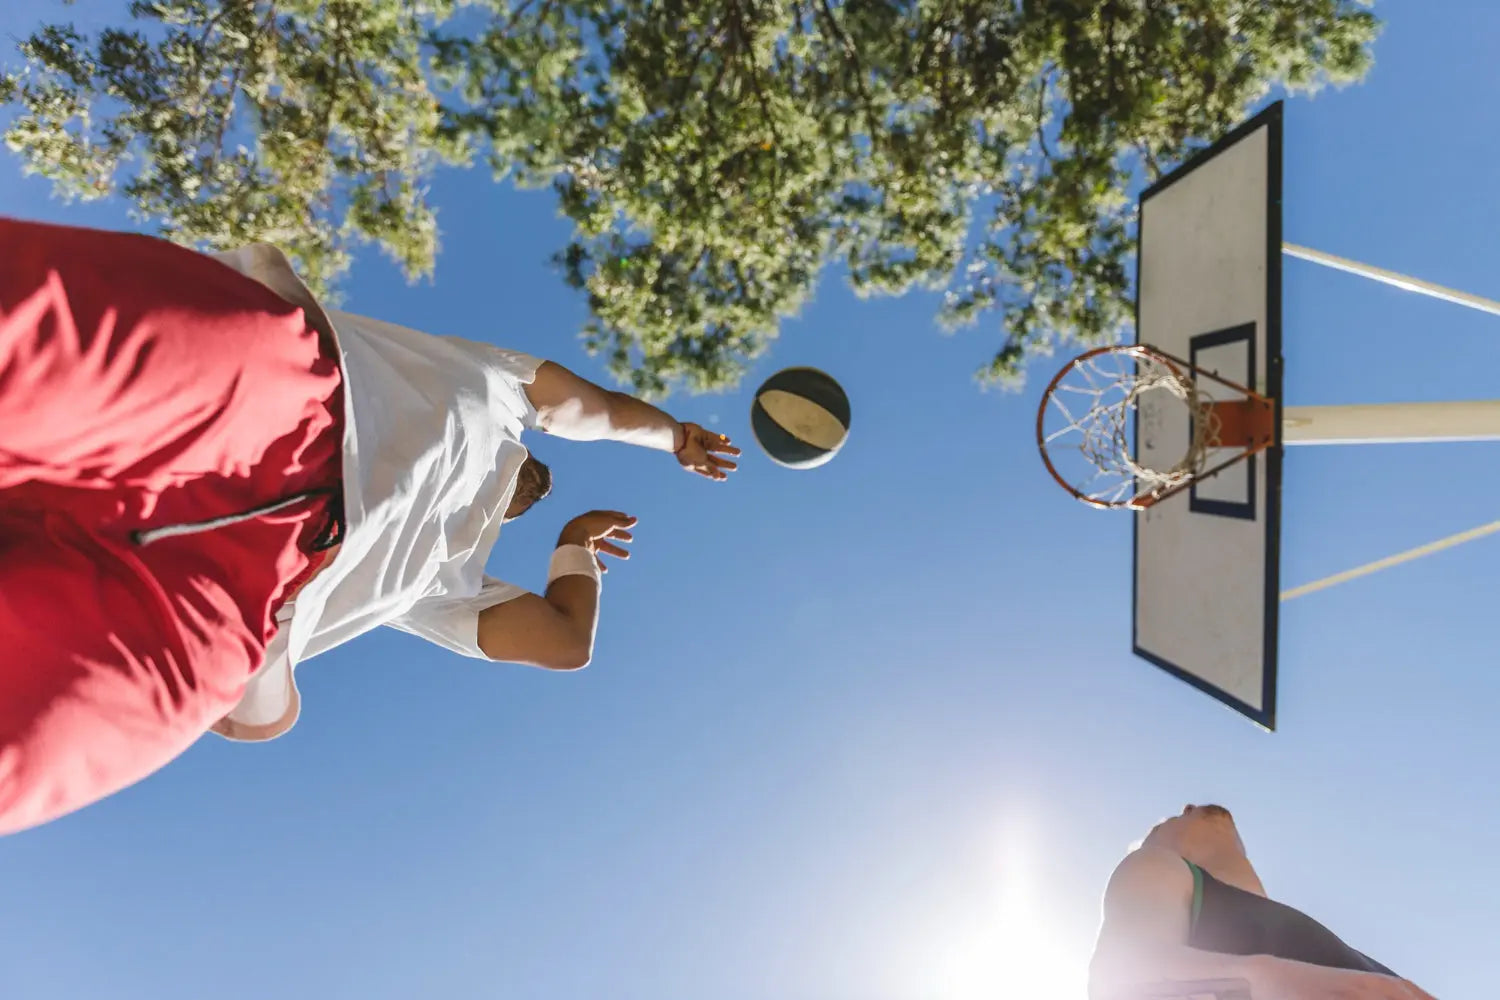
[525,360,682,449]
[524,361,739,480]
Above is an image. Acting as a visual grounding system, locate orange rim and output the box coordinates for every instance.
[1036,344,1275,510]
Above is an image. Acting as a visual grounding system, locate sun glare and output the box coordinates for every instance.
[927,819,1088,1000]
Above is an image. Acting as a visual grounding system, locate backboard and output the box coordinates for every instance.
[1133,102,1284,729]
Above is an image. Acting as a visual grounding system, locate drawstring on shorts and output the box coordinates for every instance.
[128,486,345,551]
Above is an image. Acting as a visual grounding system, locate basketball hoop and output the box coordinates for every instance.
[1036,344,1275,510]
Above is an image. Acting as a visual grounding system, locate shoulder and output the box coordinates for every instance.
[1089,845,1198,994]
[1102,845,1195,914]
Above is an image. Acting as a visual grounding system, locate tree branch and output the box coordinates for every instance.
[184,4,233,136]
[812,0,883,152]
[661,18,727,164]
[499,0,541,34]
[1035,71,1053,163]
[1136,140,1161,180]
[726,0,780,195]
[209,3,278,167]
[209,60,244,166]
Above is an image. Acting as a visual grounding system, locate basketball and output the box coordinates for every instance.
[749,367,851,469]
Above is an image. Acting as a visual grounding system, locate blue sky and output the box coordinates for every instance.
[2,2,1496,998]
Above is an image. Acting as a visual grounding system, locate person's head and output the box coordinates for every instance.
[1140,804,1255,877]
[504,454,553,521]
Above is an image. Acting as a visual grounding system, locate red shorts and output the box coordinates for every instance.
[0,218,344,835]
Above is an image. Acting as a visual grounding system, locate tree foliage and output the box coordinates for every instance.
[0,0,468,295]
[2,0,1379,394]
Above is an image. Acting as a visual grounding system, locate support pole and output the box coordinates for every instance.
[1282,402,1500,445]
[1282,518,1500,601]
[1282,243,1500,319]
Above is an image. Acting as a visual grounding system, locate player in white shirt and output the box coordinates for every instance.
[0,219,738,835]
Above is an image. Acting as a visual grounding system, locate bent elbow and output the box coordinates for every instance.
[550,636,593,671]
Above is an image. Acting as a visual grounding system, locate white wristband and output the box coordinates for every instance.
[548,544,601,586]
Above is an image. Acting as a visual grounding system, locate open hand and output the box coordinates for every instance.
[675,422,740,481]
[558,510,636,573]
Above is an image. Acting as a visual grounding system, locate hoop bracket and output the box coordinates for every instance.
[1208,397,1275,450]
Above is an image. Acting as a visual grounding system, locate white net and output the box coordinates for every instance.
[1038,346,1222,508]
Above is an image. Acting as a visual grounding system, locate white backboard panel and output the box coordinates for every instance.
[1133,102,1283,729]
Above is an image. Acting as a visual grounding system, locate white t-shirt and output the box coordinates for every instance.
[208,247,541,737]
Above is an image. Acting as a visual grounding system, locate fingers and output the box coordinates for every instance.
[681,449,736,480]
[695,429,741,456]
[692,463,729,481]
[564,512,638,553]
[581,511,637,534]
[572,515,634,568]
